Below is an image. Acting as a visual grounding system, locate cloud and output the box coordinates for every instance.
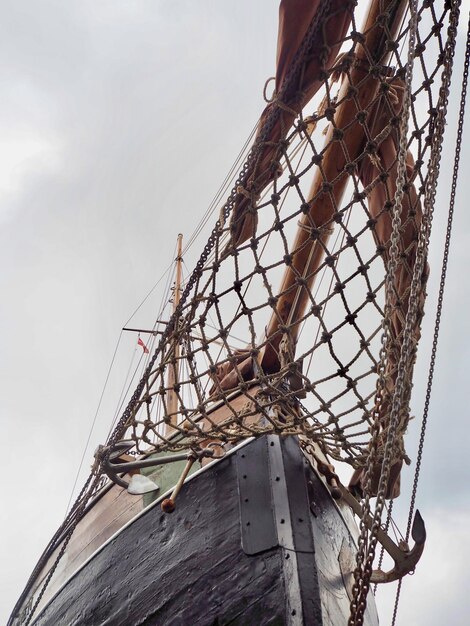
[1,2,469,625]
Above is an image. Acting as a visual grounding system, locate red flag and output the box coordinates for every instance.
[137,337,149,353]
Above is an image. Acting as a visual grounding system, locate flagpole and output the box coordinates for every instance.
[166,233,183,436]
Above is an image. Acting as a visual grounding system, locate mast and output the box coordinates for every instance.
[165,233,183,436]
[261,0,408,370]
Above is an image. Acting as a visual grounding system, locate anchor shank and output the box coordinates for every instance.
[338,484,405,563]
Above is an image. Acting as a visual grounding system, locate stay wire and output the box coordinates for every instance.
[182,122,258,255]
[64,331,123,516]
[65,242,178,514]
[110,350,146,437]
[107,343,139,438]
[9,5,342,620]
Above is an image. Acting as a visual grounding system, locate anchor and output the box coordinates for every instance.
[96,440,223,507]
[338,483,426,584]
[312,454,426,584]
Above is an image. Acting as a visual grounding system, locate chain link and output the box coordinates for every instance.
[391,8,469,625]
[349,0,421,619]
[10,2,464,624]
[349,0,462,622]
[9,5,338,623]
[106,0,335,451]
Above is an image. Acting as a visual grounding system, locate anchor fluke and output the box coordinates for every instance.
[412,509,426,544]
[308,449,427,585]
[369,509,426,584]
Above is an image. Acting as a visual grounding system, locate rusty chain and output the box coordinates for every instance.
[391,8,469,625]
[9,4,340,622]
[106,0,336,450]
[349,0,421,618]
[349,1,462,623]
[10,2,463,624]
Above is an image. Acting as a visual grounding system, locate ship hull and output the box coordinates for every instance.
[31,436,378,625]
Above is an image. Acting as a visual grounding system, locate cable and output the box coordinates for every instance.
[64,331,123,516]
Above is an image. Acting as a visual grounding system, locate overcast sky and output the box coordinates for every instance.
[1,1,469,624]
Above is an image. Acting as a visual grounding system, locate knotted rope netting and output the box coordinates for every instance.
[12,2,464,624]
[107,0,454,503]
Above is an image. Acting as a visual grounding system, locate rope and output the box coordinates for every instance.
[9,7,340,621]
[9,2,463,623]
[350,0,462,621]
[64,330,124,516]
[391,9,469,624]
[182,122,258,256]
[104,0,344,453]
[65,245,179,512]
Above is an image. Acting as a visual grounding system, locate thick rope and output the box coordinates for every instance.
[9,2,462,623]
[391,9,469,624]
[9,5,340,622]
[349,0,462,622]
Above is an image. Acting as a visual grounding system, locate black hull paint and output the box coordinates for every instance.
[33,437,379,625]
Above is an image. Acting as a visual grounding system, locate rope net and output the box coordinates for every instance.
[108,0,454,500]
[10,2,464,624]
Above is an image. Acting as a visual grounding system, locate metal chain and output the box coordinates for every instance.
[9,5,337,624]
[106,0,334,450]
[23,474,104,626]
[10,2,463,623]
[391,8,469,625]
[349,0,420,620]
[405,3,469,544]
[7,472,95,626]
[350,0,462,621]
[373,498,394,596]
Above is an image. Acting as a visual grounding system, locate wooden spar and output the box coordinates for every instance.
[165,233,183,436]
[122,327,164,335]
[261,0,408,370]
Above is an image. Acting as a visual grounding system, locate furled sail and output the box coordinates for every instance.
[100,0,451,499]
[228,0,353,247]
[350,76,428,498]
[9,1,466,624]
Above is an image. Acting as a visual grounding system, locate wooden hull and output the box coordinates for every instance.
[16,436,379,625]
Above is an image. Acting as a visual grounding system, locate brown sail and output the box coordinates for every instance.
[349,78,429,499]
[215,0,422,498]
[228,0,353,248]
[9,1,461,623]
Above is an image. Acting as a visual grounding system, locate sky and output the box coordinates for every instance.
[1,1,469,624]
